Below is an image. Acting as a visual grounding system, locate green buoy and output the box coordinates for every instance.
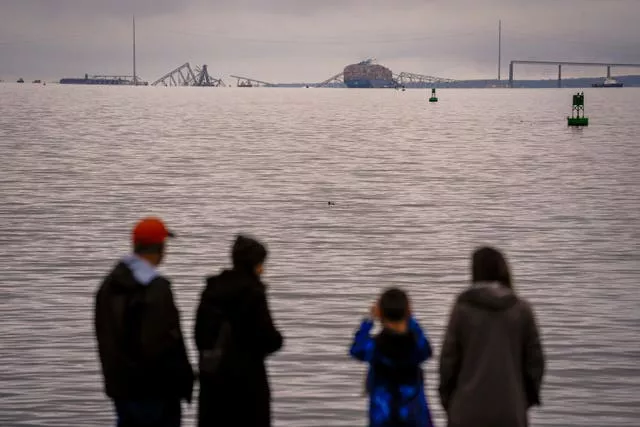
[567,92,588,126]
[429,88,438,102]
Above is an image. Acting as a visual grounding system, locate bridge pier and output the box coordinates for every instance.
[558,64,562,88]
[509,62,514,88]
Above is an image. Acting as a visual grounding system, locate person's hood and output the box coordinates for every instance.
[458,281,518,311]
[108,255,159,292]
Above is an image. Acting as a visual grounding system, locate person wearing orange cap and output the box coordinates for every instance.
[94,217,194,427]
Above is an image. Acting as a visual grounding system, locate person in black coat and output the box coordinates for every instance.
[195,235,284,427]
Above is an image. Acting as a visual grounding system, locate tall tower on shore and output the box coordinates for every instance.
[498,20,502,81]
[133,15,137,85]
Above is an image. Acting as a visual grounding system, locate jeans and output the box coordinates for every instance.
[114,399,181,427]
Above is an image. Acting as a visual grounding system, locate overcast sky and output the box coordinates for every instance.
[1,0,639,82]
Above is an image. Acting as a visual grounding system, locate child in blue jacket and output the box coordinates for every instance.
[350,287,434,427]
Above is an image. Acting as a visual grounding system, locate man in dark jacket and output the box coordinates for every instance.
[95,217,194,427]
[439,247,545,427]
[195,235,283,427]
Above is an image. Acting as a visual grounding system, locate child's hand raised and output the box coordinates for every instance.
[370,301,381,320]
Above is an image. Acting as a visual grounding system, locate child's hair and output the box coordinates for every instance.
[379,287,409,322]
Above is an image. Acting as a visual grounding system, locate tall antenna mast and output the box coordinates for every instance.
[133,15,137,86]
[498,19,502,81]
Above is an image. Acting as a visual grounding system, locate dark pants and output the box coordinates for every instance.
[114,399,181,427]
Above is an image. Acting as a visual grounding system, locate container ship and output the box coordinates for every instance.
[343,59,396,88]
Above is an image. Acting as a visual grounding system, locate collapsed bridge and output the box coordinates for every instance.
[151,63,225,87]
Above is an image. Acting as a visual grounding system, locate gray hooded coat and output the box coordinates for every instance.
[439,282,545,427]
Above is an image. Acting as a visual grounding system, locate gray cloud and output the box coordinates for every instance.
[1,0,639,82]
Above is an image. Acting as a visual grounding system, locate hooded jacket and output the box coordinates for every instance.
[194,239,283,427]
[94,256,194,401]
[439,282,545,427]
[350,317,434,427]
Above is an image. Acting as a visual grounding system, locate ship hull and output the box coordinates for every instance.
[592,83,623,87]
[344,78,396,88]
[60,78,134,85]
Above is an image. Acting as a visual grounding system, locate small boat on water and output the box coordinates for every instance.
[592,77,623,88]
[32,79,42,84]
[17,78,24,83]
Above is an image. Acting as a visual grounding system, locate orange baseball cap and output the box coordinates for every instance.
[132,217,175,245]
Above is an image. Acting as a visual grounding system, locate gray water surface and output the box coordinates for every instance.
[1,85,639,426]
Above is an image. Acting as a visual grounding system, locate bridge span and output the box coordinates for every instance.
[509,60,640,88]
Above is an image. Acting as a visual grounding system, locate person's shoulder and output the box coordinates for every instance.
[515,296,538,321]
[453,287,471,304]
[408,316,426,330]
[100,260,125,281]
[512,293,533,310]
[205,270,225,286]
[147,275,172,296]
[151,273,171,286]
[96,261,128,294]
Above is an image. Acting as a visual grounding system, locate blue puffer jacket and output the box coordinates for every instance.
[350,318,434,427]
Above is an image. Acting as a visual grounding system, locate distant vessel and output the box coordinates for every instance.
[60,74,146,85]
[592,77,623,88]
[343,59,396,88]
[32,79,42,84]
[17,78,24,83]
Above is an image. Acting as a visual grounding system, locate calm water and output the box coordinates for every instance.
[1,85,639,426]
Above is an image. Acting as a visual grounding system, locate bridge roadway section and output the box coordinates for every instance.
[509,60,640,88]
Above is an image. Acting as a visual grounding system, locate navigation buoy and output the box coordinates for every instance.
[429,88,438,103]
[567,92,588,126]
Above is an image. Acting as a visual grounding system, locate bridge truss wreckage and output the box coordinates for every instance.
[393,72,456,87]
[315,71,345,87]
[151,63,225,87]
[229,75,276,87]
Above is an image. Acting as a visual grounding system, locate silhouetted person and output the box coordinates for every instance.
[439,247,545,427]
[350,287,434,427]
[95,217,194,427]
[195,235,283,427]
